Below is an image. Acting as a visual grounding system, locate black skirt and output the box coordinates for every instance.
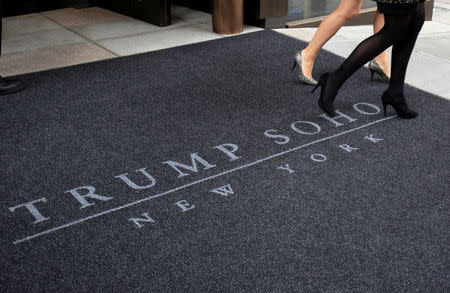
[376,0,424,15]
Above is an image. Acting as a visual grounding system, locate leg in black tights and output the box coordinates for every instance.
[380,3,425,118]
[388,3,425,95]
[313,3,425,117]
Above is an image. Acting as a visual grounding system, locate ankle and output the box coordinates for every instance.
[386,87,404,97]
[329,71,344,88]
[301,47,316,63]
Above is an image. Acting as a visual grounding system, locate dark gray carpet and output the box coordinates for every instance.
[1,30,449,292]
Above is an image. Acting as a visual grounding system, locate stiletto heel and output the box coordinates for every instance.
[369,60,390,82]
[370,68,375,81]
[313,72,338,117]
[381,90,417,119]
[311,82,320,94]
[292,51,318,86]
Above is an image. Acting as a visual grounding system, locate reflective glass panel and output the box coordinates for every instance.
[287,0,377,22]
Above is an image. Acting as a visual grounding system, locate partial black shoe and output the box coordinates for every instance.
[0,76,25,95]
[311,72,339,117]
[381,90,418,119]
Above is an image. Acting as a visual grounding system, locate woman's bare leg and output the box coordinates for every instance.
[373,10,391,77]
[301,0,363,78]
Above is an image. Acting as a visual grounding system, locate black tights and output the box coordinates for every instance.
[332,2,425,96]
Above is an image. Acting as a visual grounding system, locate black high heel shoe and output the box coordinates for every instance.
[381,90,417,119]
[311,73,338,117]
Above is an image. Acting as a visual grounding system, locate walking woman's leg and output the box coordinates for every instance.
[380,2,425,118]
[373,10,391,77]
[388,3,425,95]
[301,0,363,78]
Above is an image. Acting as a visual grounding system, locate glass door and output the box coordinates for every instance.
[287,0,377,23]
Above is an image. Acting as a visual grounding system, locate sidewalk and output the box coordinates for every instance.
[275,0,450,100]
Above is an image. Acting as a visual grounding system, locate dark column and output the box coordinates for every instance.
[1,0,3,56]
[1,19,2,56]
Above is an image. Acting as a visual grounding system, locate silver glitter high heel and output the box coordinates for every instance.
[291,51,318,86]
[369,60,390,83]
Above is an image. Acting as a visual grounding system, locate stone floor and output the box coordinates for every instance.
[1,2,449,100]
[0,5,262,76]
